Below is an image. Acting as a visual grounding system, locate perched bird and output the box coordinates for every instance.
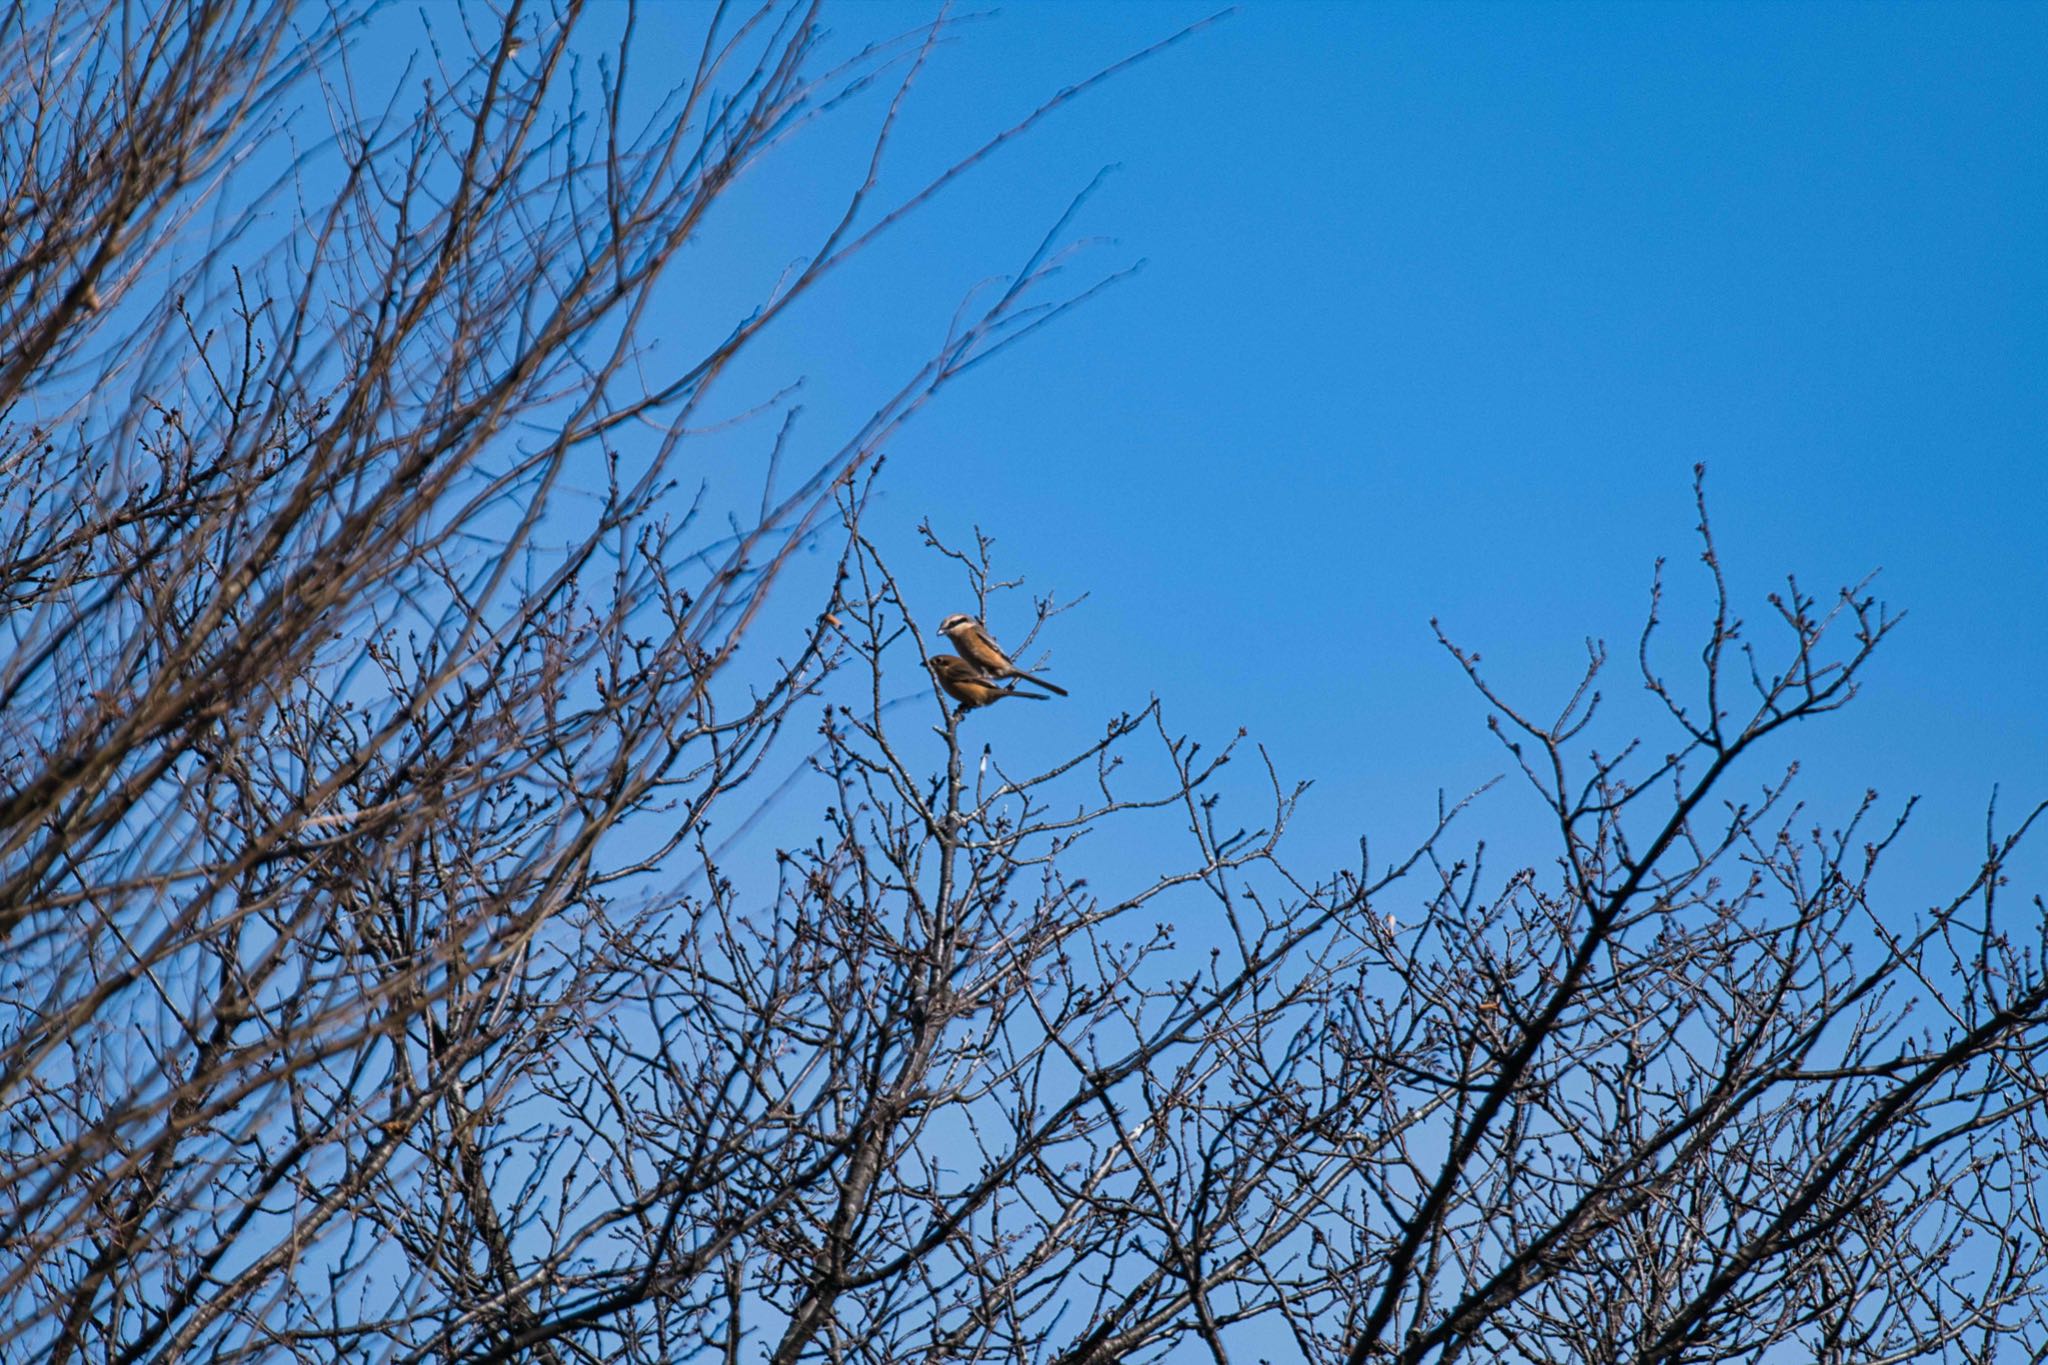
[927,654,1049,712]
[936,614,1068,696]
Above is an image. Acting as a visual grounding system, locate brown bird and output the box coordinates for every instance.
[936,614,1068,696]
[927,654,1049,712]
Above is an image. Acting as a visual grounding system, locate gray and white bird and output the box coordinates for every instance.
[936,614,1068,697]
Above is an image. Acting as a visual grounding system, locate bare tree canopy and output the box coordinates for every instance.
[3,3,2044,1364]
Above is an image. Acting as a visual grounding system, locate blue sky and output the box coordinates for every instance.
[636,1,2045,916]
[191,6,2042,1357]
[12,7,2036,1358]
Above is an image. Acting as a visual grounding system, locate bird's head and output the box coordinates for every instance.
[936,613,978,640]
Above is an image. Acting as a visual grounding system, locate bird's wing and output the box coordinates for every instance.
[973,623,1013,663]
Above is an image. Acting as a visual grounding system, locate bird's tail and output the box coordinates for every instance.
[1012,671,1068,697]
[996,686,1052,702]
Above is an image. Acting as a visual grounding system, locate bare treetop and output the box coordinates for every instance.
[3,5,2044,1365]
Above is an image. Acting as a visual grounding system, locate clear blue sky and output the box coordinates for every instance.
[638,2,2045,915]
[290,7,2045,1357]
